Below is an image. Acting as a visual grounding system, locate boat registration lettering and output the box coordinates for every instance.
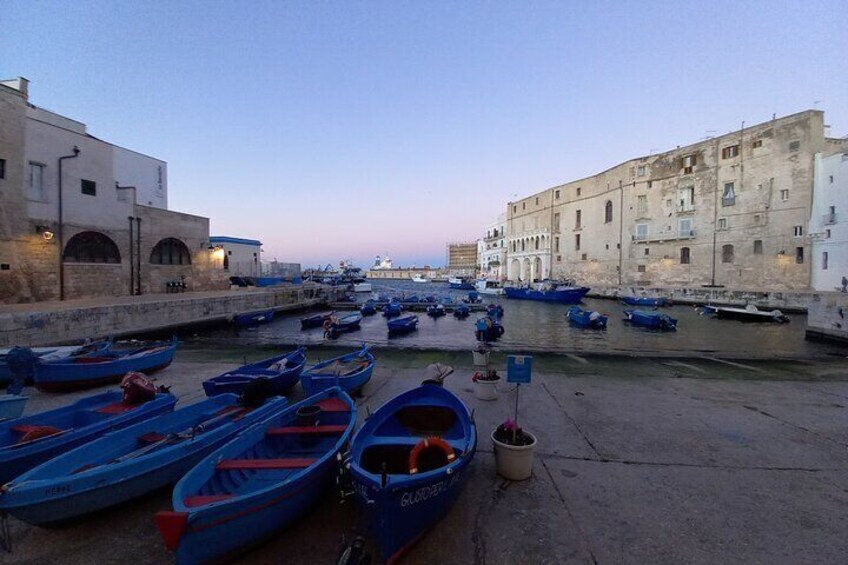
[45,484,71,496]
[400,475,460,507]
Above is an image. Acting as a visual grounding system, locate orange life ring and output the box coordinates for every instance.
[408,437,455,474]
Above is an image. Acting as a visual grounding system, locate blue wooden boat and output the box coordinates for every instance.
[202,347,306,397]
[0,390,176,484]
[504,282,590,304]
[566,306,608,329]
[426,304,446,318]
[388,315,419,335]
[0,394,28,421]
[360,303,377,316]
[620,296,672,307]
[475,316,504,342]
[485,303,504,318]
[465,291,481,303]
[623,309,677,331]
[232,308,275,327]
[300,346,375,395]
[1,339,113,387]
[300,311,335,330]
[403,295,419,304]
[325,313,364,339]
[33,338,178,393]
[155,388,356,564]
[453,305,470,319]
[348,383,476,563]
[0,394,289,526]
[383,303,403,318]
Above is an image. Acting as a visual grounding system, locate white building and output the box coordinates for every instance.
[809,151,848,291]
[480,213,507,279]
[210,236,262,277]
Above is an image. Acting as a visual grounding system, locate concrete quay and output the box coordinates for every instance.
[5,346,848,564]
[0,284,334,348]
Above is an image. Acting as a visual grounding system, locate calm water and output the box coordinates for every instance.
[194,280,845,358]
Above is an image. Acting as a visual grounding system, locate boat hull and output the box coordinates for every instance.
[566,306,608,329]
[0,395,28,420]
[620,296,670,307]
[202,349,305,397]
[300,348,374,395]
[504,286,590,303]
[233,309,275,327]
[704,305,790,323]
[624,309,677,331]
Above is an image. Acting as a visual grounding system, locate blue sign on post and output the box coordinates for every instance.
[507,355,532,384]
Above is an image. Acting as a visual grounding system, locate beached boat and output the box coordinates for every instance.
[475,279,505,296]
[155,388,356,564]
[360,303,377,316]
[623,309,677,331]
[1,339,113,387]
[504,281,590,304]
[0,394,28,421]
[485,304,504,318]
[620,296,672,307]
[388,315,419,335]
[475,316,504,342]
[0,390,176,484]
[0,394,290,526]
[325,313,364,339]
[32,338,178,393]
[453,305,471,319]
[702,304,790,323]
[202,347,306,397]
[383,303,403,318]
[300,346,375,395]
[566,306,608,329]
[232,308,275,327]
[300,311,335,330]
[448,277,475,290]
[426,304,446,318]
[348,382,476,563]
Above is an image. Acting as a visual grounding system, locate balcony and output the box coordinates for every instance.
[677,203,695,213]
[722,197,736,207]
[823,212,836,225]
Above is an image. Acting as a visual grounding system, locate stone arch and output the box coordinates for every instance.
[63,231,121,263]
[150,237,192,265]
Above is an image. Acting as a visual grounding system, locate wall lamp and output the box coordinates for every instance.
[777,249,786,256]
[36,225,54,241]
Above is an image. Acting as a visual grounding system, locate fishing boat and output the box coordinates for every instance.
[0,390,176,484]
[388,315,419,335]
[352,282,373,292]
[0,394,28,421]
[300,311,335,330]
[453,305,470,319]
[1,339,113,387]
[0,394,290,526]
[702,304,790,323]
[620,296,672,307]
[155,388,356,564]
[623,309,677,331]
[448,277,475,290]
[32,338,178,393]
[426,304,446,318]
[566,306,608,329]
[475,279,505,296]
[475,316,504,342]
[411,274,429,283]
[202,347,306,397]
[485,303,504,318]
[300,346,375,395]
[325,313,364,339]
[232,308,275,327]
[504,281,590,304]
[360,303,377,316]
[383,303,403,318]
[347,381,477,563]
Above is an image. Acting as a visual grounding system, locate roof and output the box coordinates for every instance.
[210,236,262,246]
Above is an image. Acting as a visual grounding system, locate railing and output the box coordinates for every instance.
[677,203,695,213]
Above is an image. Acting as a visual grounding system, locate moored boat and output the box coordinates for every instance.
[0,394,28,421]
[33,338,178,393]
[232,308,275,327]
[702,304,790,323]
[0,394,289,526]
[383,303,403,318]
[388,315,419,335]
[475,279,505,296]
[155,388,356,565]
[347,381,476,563]
[620,296,672,307]
[426,304,446,318]
[411,274,429,283]
[352,282,373,292]
[448,277,475,290]
[566,306,608,329]
[504,281,590,304]
[202,347,306,397]
[453,305,471,319]
[300,346,375,395]
[325,313,364,339]
[485,303,504,318]
[623,309,677,331]
[360,303,377,316]
[1,339,113,387]
[0,390,176,484]
[300,311,335,330]
[475,316,504,341]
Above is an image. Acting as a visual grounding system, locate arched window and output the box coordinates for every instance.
[680,247,690,264]
[63,231,121,263]
[722,244,734,263]
[521,240,525,252]
[604,200,613,223]
[535,236,539,250]
[150,238,192,265]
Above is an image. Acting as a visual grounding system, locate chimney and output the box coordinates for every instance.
[0,77,29,97]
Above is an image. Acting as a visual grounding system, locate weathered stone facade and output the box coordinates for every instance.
[506,111,842,290]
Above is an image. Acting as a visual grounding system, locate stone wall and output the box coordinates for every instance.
[805,292,848,343]
[0,82,30,302]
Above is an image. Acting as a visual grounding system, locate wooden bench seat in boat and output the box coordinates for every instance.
[216,458,317,470]
[183,494,235,508]
[265,425,347,436]
[11,425,65,443]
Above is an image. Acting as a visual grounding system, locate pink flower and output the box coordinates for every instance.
[502,418,516,431]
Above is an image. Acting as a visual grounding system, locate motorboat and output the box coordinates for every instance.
[702,304,789,323]
[475,279,505,296]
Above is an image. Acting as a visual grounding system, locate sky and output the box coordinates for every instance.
[2,1,846,269]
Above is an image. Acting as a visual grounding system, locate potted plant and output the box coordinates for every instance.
[471,369,500,401]
[472,343,490,366]
[491,418,536,480]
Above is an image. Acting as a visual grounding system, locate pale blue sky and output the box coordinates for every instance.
[2,1,846,269]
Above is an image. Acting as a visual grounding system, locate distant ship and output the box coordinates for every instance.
[504,280,590,303]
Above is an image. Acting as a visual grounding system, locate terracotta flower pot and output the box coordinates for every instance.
[491,429,536,480]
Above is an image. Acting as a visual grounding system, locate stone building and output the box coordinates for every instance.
[447,242,478,276]
[0,77,222,303]
[479,213,507,279]
[809,150,848,291]
[209,236,262,277]
[505,110,848,290]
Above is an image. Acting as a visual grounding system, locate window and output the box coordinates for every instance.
[635,223,648,240]
[534,237,539,250]
[513,205,517,213]
[644,247,650,256]
[780,189,789,201]
[575,209,582,229]
[604,200,613,223]
[637,165,646,177]
[679,218,693,236]
[556,255,562,262]
[682,154,696,174]
[680,247,690,264]
[521,240,525,251]
[553,213,561,232]
[0,158,5,179]
[789,140,800,152]
[575,234,581,250]
[555,189,560,200]
[722,182,736,206]
[535,197,539,205]
[722,145,739,159]
[823,251,829,270]
[793,225,803,237]
[581,253,588,261]
[753,240,763,255]
[554,237,559,253]
[752,139,762,148]
[63,231,121,263]
[753,214,761,225]
[28,162,45,200]
[826,229,832,238]
[830,175,834,184]
[576,187,581,196]
[795,247,804,264]
[522,202,525,210]
[150,238,192,265]
[722,244,734,263]
[637,265,646,273]
[718,218,727,230]
[81,179,96,196]
[678,185,695,212]
[637,195,648,216]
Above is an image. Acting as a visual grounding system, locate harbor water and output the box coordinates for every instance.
[191,280,845,358]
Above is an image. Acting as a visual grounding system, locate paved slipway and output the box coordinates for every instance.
[6,347,848,565]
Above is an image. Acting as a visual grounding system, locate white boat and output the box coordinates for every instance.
[475,278,505,296]
[352,282,372,292]
[702,304,790,323]
[411,274,429,283]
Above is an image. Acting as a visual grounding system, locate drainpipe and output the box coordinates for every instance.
[128,216,135,294]
[135,217,142,294]
[57,146,80,301]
